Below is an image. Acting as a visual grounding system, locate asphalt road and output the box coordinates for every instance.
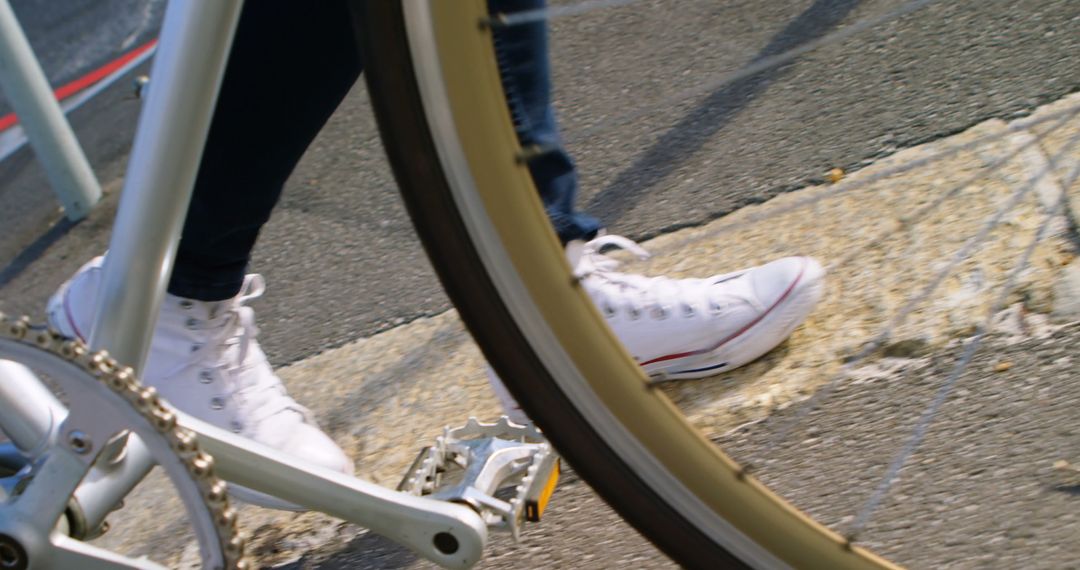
[722,324,1080,569]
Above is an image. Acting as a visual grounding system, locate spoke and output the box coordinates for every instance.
[824,112,1074,273]
[12,448,90,531]
[760,126,1080,460]
[50,534,167,570]
[567,0,942,144]
[847,157,1080,539]
[652,103,1080,256]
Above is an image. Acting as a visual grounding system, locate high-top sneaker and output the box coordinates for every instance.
[487,234,825,418]
[48,256,353,510]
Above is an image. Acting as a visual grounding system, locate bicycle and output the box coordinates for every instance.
[2,0,1079,568]
[2,2,558,568]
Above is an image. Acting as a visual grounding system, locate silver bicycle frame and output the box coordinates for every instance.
[0,1,488,567]
[0,0,102,220]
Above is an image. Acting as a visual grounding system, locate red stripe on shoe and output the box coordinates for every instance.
[62,290,86,342]
[0,39,158,133]
[639,260,806,367]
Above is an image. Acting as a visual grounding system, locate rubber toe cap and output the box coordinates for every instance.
[750,256,825,308]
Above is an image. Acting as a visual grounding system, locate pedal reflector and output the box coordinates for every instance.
[525,459,560,522]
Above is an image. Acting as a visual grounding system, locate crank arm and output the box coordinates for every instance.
[183,412,488,569]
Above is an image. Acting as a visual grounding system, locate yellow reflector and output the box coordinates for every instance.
[525,459,560,522]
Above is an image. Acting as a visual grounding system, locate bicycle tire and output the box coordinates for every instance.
[356,2,896,568]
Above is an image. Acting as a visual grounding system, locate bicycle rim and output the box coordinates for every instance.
[357,2,898,568]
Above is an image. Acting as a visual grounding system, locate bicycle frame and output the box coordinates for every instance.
[0,1,487,567]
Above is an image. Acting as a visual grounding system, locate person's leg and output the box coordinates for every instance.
[48,0,364,508]
[169,0,363,301]
[484,1,826,422]
[489,0,601,245]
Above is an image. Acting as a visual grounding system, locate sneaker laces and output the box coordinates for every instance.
[186,275,311,427]
[575,235,748,320]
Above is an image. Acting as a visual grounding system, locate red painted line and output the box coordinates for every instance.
[0,38,158,133]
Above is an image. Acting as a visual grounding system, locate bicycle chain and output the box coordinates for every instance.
[0,311,248,569]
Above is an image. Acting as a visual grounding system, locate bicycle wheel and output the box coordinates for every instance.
[357,1,1079,568]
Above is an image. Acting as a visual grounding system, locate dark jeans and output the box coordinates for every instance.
[169,0,600,301]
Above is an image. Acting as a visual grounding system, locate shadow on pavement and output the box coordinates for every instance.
[585,0,862,225]
[0,217,77,289]
[273,531,419,570]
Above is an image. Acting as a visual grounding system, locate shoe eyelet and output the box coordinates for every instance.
[199,370,213,384]
[651,306,668,320]
[185,317,198,330]
[230,421,243,434]
[210,396,225,410]
[179,299,194,309]
[683,304,695,318]
[602,304,616,318]
[190,343,202,353]
[628,307,641,320]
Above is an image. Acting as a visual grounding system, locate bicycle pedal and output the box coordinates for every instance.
[398,416,560,540]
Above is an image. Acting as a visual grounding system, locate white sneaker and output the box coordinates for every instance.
[486,235,825,417]
[572,234,825,380]
[48,257,353,510]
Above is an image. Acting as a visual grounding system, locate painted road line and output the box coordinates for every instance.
[0,39,157,162]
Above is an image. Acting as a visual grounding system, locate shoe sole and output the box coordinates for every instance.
[643,257,825,381]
